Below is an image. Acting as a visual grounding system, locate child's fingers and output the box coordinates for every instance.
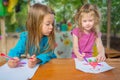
[78,53,84,57]
[29,55,36,60]
[31,54,36,58]
[100,57,106,62]
[78,57,84,61]
[96,56,105,62]
[13,57,20,62]
[8,59,19,68]
[28,63,36,68]
[9,57,19,63]
[77,55,84,61]
[28,60,36,68]
[30,55,38,62]
[96,57,100,62]
[82,53,85,57]
[96,55,101,62]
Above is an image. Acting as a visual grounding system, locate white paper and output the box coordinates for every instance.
[0,59,39,80]
[74,57,114,73]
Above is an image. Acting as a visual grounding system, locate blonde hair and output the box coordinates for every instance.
[75,4,101,37]
[26,3,55,54]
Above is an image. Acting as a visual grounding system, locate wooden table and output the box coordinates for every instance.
[31,58,120,80]
[105,48,120,58]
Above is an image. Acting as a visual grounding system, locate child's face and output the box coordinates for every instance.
[42,14,54,36]
[81,13,95,33]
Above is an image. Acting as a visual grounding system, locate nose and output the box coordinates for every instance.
[86,21,89,24]
[86,21,90,26]
[49,24,53,29]
[48,24,53,32]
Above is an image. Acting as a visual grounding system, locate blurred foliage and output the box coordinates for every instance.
[5,0,28,32]
[3,0,120,36]
[43,0,120,36]
[111,0,120,36]
[44,0,83,24]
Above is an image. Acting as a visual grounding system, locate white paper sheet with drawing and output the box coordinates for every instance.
[0,59,39,80]
[74,57,114,73]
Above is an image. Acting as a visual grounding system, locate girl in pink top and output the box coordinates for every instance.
[71,4,106,62]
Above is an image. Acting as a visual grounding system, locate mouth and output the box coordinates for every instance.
[47,31,52,35]
[85,26,91,29]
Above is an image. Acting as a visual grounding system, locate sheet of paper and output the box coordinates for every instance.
[0,59,39,80]
[74,57,114,73]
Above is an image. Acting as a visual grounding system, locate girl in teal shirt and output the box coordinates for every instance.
[7,3,56,68]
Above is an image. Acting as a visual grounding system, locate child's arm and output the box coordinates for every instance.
[95,37,106,62]
[73,34,85,60]
[36,51,56,64]
[7,32,26,68]
[8,32,27,58]
[28,52,56,68]
[31,36,56,65]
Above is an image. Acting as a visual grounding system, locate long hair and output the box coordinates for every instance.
[74,3,101,37]
[26,3,55,55]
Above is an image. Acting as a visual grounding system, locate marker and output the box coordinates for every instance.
[18,62,26,64]
[0,53,26,64]
[79,50,88,62]
[28,57,33,59]
[0,53,15,60]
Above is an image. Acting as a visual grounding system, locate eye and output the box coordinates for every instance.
[46,23,50,26]
[83,20,87,22]
[89,20,93,22]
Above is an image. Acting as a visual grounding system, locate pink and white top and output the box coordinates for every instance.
[71,27,101,58]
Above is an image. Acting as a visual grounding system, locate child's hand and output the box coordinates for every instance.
[76,53,85,61]
[96,54,106,62]
[7,57,20,68]
[28,55,37,68]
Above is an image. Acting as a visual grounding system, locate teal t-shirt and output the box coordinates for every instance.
[8,32,56,64]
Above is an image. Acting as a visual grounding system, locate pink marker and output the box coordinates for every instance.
[0,53,15,60]
[0,53,26,64]
[28,58,33,59]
